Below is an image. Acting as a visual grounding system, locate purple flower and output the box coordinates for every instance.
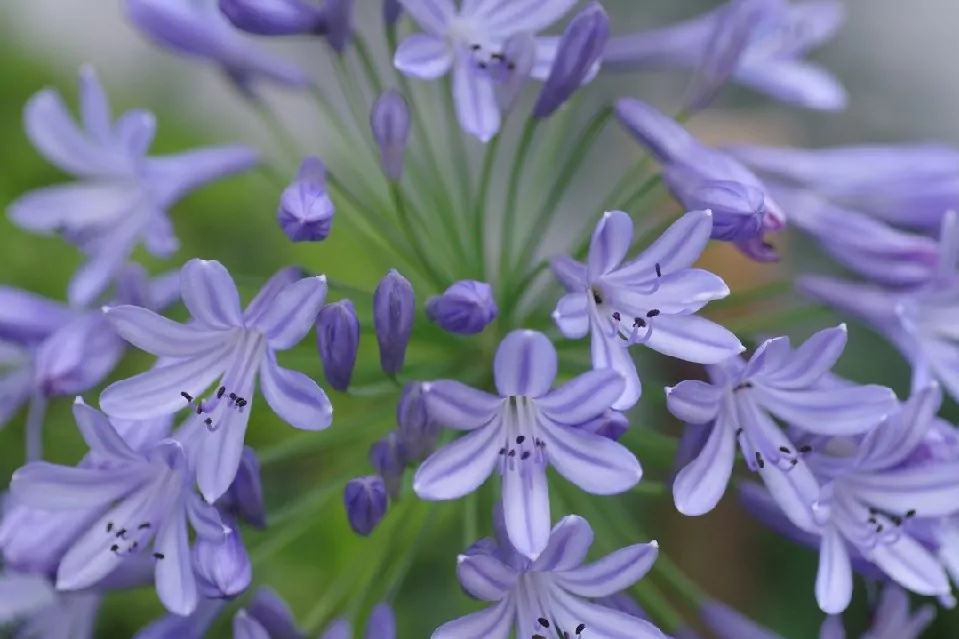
[397,381,440,462]
[726,143,959,230]
[393,0,579,141]
[370,90,412,182]
[243,587,305,638]
[551,210,742,411]
[604,0,847,110]
[373,269,415,375]
[578,409,629,441]
[133,598,226,639]
[383,0,402,27]
[216,447,266,529]
[369,431,407,499]
[99,261,332,502]
[7,67,259,306]
[614,99,785,261]
[316,299,360,392]
[0,576,102,639]
[667,325,896,524]
[426,280,498,335]
[343,476,388,536]
[219,0,324,36]
[9,400,229,615]
[532,3,610,119]
[277,157,335,243]
[414,330,641,559]
[193,521,251,599]
[126,0,309,91]
[435,507,665,638]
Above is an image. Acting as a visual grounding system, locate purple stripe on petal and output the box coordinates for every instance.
[554,541,659,598]
[423,380,501,430]
[502,462,551,560]
[539,417,642,495]
[537,368,623,425]
[532,515,594,573]
[259,353,332,431]
[104,305,232,358]
[249,276,328,350]
[587,211,634,280]
[456,553,517,601]
[815,526,852,614]
[493,330,557,398]
[431,597,515,639]
[413,425,500,500]
[179,259,244,329]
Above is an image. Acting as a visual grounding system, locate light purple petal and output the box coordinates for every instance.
[364,604,395,639]
[413,425,500,500]
[611,210,714,280]
[552,293,589,339]
[550,255,588,292]
[452,56,501,143]
[320,619,351,639]
[588,211,634,280]
[145,146,260,208]
[539,418,641,495]
[555,541,659,598]
[858,384,940,470]
[104,305,233,357]
[398,0,454,35]
[869,533,950,598]
[180,259,244,329]
[187,494,230,541]
[736,61,846,111]
[423,380,501,430]
[537,368,623,425]
[432,597,514,639]
[846,463,959,518]
[0,287,73,344]
[0,574,56,624]
[763,324,848,389]
[248,276,327,350]
[0,367,35,429]
[494,330,557,398]
[590,322,641,410]
[394,34,453,79]
[154,503,198,616]
[8,182,141,235]
[673,409,735,516]
[193,405,253,503]
[614,97,700,166]
[242,267,303,323]
[665,379,723,424]
[549,587,668,639]
[259,353,332,431]
[607,269,730,315]
[700,600,783,639]
[502,462,551,560]
[69,228,141,307]
[645,314,744,364]
[819,616,845,639]
[11,463,144,510]
[234,611,271,639]
[72,399,140,463]
[114,109,157,158]
[79,66,111,140]
[465,0,576,34]
[456,553,517,601]
[816,525,852,614]
[531,515,593,573]
[755,384,896,435]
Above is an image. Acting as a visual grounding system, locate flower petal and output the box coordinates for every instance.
[736,60,847,111]
[537,368,624,425]
[154,503,198,616]
[869,533,950,598]
[398,0,454,35]
[550,256,588,292]
[531,515,594,573]
[0,287,73,345]
[413,425,500,500]
[180,259,244,329]
[79,65,111,141]
[755,384,896,435]
[645,314,744,364]
[700,600,784,639]
[607,210,713,280]
[764,325,848,389]
[423,380,501,430]
[104,305,233,357]
[846,463,959,518]
[11,463,144,510]
[72,399,140,463]
[186,494,230,541]
[248,276,327,350]
[555,541,659,598]
[431,597,514,639]
[502,463,551,560]
[259,353,332,431]
[242,267,303,325]
[588,211,634,280]
[540,418,642,495]
[818,616,845,639]
[552,293,589,339]
[673,409,736,516]
[465,0,577,34]
[549,586,668,639]
[665,379,723,424]
[0,573,56,624]
[364,604,396,639]
[494,330,557,398]
[193,406,253,503]
[456,553,517,601]
[394,33,454,79]
[590,322,641,410]
[858,384,940,470]
[816,526,853,614]
[452,56,501,143]
[234,610,271,639]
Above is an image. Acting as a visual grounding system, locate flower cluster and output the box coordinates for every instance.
[1,0,958,638]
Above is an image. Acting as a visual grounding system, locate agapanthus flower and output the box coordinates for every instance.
[426,280,498,335]
[9,400,229,615]
[603,0,847,110]
[277,157,335,243]
[0,575,102,639]
[373,270,416,376]
[726,143,959,230]
[219,0,354,52]
[393,0,579,141]
[125,0,310,92]
[100,260,332,502]
[370,430,408,498]
[435,506,665,638]
[414,330,641,559]
[551,210,743,410]
[343,475,389,536]
[370,90,412,182]
[799,212,959,401]
[667,325,896,522]
[7,67,259,305]
[614,100,786,261]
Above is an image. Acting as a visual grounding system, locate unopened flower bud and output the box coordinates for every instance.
[193,525,252,599]
[373,269,415,375]
[369,431,407,499]
[344,475,388,536]
[383,0,402,27]
[277,157,335,242]
[219,0,324,36]
[397,382,439,461]
[217,447,266,529]
[425,280,497,335]
[668,174,765,243]
[319,0,354,53]
[316,300,360,391]
[532,2,609,119]
[246,587,304,638]
[365,603,397,638]
[370,90,411,181]
[579,409,629,441]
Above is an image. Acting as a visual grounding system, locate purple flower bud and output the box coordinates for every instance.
[193,525,252,599]
[425,280,497,335]
[234,610,270,639]
[246,587,304,638]
[495,33,537,114]
[217,447,266,529]
[382,0,402,26]
[344,475,388,536]
[396,382,439,461]
[319,0,354,53]
[365,603,396,639]
[369,431,406,499]
[667,173,765,242]
[277,157,335,242]
[579,409,629,441]
[532,3,609,119]
[316,300,360,391]
[370,90,411,182]
[35,312,125,397]
[219,0,324,36]
[373,269,415,375]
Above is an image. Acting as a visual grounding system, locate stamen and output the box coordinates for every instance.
[655,262,662,277]
[734,381,754,391]
[180,391,193,403]
[106,522,114,533]
[516,435,525,444]
[217,386,225,399]
[576,624,586,635]
[153,553,165,560]
[110,544,119,553]
[779,446,790,454]
[755,452,765,469]
[646,309,660,318]
[116,528,127,539]
[592,290,603,304]
[521,451,531,460]
[799,445,812,453]
[138,523,150,530]
[538,618,550,628]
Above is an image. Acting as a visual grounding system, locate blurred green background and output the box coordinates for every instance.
[1,1,959,637]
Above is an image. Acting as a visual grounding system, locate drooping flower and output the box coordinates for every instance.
[426,280,498,335]
[551,210,743,410]
[7,67,259,306]
[100,260,332,502]
[434,506,666,639]
[125,0,310,92]
[9,400,229,615]
[414,330,641,559]
[277,157,335,243]
[393,0,579,141]
[666,325,896,522]
[373,270,416,376]
[603,0,848,110]
[614,99,786,261]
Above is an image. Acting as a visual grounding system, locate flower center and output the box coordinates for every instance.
[497,396,547,475]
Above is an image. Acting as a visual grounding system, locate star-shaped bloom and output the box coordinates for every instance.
[603,0,847,110]
[551,210,743,410]
[667,325,897,523]
[435,506,665,639]
[414,330,642,560]
[9,400,229,616]
[393,0,578,141]
[7,67,259,306]
[99,260,332,502]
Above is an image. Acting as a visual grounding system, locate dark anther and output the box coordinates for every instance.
[516,435,526,444]
[592,290,603,304]
[478,62,488,69]
[153,553,165,560]
[110,544,119,553]
[508,450,516,457]
[646,309,661,318]
[138,523,150,530]
[180,391,193,402]
[238,398,248,407]
[868,507,878,514]
[470,43,481,50]
[130,541,139,551]
[611,311,621,321]
[876,524,884,533]
[779,446,790,454]
[790,459,798,466]
[491,53,505,61]
[507,62,516,70]
[499,447,507,455]
[799,445,813,453]
[116,529,127,539]
[891,515,903,526]
[204,417,213,427]
[106,522,114,533]
[868,517,877,524]
[755,452,765,469]
[521,451,531,460]
[196,404,204,414]
[217,386,225,399]
[735,428,743,436]
[576,624,586,635]
[633,317,646,328]
[229,392,237,402]
[906,509,917,518]
[533,636,546,639]
[538,618,550,628]
[655,262,662,277]
[734,381,754,391]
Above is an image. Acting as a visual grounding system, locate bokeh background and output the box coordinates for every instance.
[1,1,958,637]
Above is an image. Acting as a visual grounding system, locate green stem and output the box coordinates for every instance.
[353,35,384,95]
[442,75,474,217]
[497,118,540,308]
[245,94,303,170]
[463,491,478,549]
[391,182,448,289]
[472,134,501,280]
[258,405,394,466]
[385,504,440,602]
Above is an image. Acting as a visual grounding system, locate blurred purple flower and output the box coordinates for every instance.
[370,90,412,182]
[219,0,354,52]
[277,157,335,243]
[426,280,497,335]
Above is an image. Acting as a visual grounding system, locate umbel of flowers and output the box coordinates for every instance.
[1,0,959,638]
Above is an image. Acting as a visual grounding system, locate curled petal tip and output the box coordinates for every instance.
[72,396,85,405]
[650,540,660,549]
[421,382,433,393]
[317,274,328,283]
[664,386,674,394]
[837,322,848,333]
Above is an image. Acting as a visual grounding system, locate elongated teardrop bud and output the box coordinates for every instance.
[373,269,415,375]
[370,90,412,181]
[344,475,388,536]
[316,300,360,391]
